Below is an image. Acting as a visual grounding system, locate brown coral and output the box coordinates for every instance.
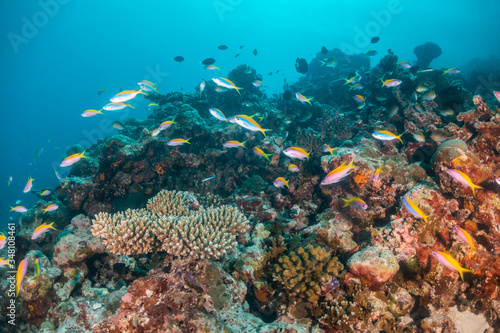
[91,190,249,260]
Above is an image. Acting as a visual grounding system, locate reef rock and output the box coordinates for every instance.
[347,246,399,288]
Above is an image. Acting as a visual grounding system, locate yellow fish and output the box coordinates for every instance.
[432,251,472,282]
[403,196,430,223]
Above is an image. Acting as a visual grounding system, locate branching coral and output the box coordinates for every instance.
[91,190,249,260]
[273,244,343,303]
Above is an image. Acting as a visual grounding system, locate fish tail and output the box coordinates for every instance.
[138,88,148,95]
[381,78,385,87]
[264,153,273,162]
[459,267,472,282]
[320,61,325,67]
[235,87,243,95]
[241,141,247,148]
[49,222,57,230]
[348,158,359,169]
[129,104,136,109]
[9,206,14,211]
[186,138,191,144]
[397,132,405,144]
[262,129,272,137]
[285,180,290,188]
[340,197,349,207]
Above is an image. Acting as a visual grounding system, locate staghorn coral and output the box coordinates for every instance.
[92,190,249,260]
[273,244,343,303]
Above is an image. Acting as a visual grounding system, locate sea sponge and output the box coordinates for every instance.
[91,190,249,260]
[273,244,343,303]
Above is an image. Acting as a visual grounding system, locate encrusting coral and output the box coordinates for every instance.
[91,190,249,259]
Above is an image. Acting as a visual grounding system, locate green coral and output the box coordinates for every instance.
[273,244,343,303]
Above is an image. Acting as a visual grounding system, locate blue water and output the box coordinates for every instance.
[1,0,500,228]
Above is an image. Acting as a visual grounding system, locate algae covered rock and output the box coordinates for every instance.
[347,246,399,288]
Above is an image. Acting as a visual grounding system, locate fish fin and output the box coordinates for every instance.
[397,132,405,144]
[186,138,191,144]
[48,222,57,230]
[339,197,349,207]
[264,153,273,162]
[235,87,243,95]
[320,61,325,67]
[285,180,290,188]
[262,129,272,137]
[381,78,385,87]
[348,158,359,169]
[241,141,247,149]
[459,267,472,282]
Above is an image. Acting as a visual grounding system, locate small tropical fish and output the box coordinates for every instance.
[81,109,104,117]
[103,102,135,111]
[0,233,6,249]
[412,131,425,142]
[381,79,402,87]
[273,177,289,188]
[455,226,476,256]
[213,78,242,95]
[23,176,34,193]
[7,175,12,187]
[167,138,191,146]
[53,168,62,180]
[217,44,228,50]
[112,121,124,130]
[437,108,455,116]
[375,94,388,102]
[372,130,404,143]
[343,76,358,85]
[320,56,338,68]
[43,204,58,214]
[201,175,216,183]
[199,81,205,98]
[209,108,227,122]
[353,95,365,103]
[442,68,460,75]
[32,222,57,240]
[398,61,411,69]
[173,56,185,62]
[151,127,163,137]
[0,257,9,267]
[447,169,483,198]
[231,115,271,137]
[349,84,363,91]
[322,144,337,155]
[365,49,378,56]
[388,105,399,117]
[422,90,436,101]
[494,91,500,103]
[97,88,106,95]
[430,129,452,142]
[253,49,258,56]
[110,89,147,103]
[16,258,28,297]
[416,84,430,93]
[215,86,227,93]
[159,118,176,130]
[403,196,430,223]
[252,80,263,87]
[253,147,273,162]
[321,158,358,185]
[146,103,159,111]
[202,58,216,65]
[288,164,300,172]
[138,81,159,94]
[373,164,383,181]
[205,65,220,71]
[41,190,51,196]
[295,92,313,105]
[33,258,42,284]
[60,151,87,167]
[10,206,27,213]
[431,251,472,282]
[223,140,246,148]
[282,147,310,160]
[340,197,368,210]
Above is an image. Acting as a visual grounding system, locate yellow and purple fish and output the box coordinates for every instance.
[372,130,404,144]
[343,76,358,85]
[43,204,58,214]
[199,81,206,98]
[340,197,368,210]
[321,158,358,185]
[381,79,402,87]
[159,118,176,130]
[252,80,263,87]
[442,68,460,75]
[282,147,310,160]
[205,65,220,71]
[447,169,483,198]
[455,226,476,256]
[295,92,313,106]
[31,222,57,240]
[97,88,106,95]
[110,89,147,103]
[223,140,246,148]
[0,233,6,249]
[10,206,27,213]
[431,251,472,282]
[398,61,411,69]
[288,164,300,172]
[212,77,242,95]
[209,108,227,122]
[60,151,87,167]
[402,196,430,223]
[373,164,383,181]
[322,144,337,155]
[16,258,28,297]
[41,190,51,196]
[23,176,34,193]
[103,102,135,111]
[353,95,365,109]
[253,147,273,162]
[273,177,289,188]
[0,257,9,267]
[230,115,271,137]
[33,258,42,284]
[167,138,191,146]
[81,109,104,117]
